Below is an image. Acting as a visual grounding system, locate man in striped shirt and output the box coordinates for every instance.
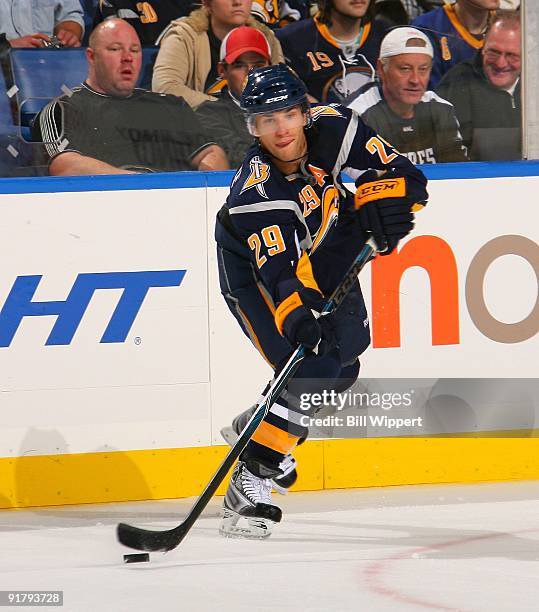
[33,18,228,174]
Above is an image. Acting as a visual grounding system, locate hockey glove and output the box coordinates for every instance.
[354,170,422,255]
[275,288,324,350]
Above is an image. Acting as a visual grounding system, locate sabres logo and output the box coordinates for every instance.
[240,156,271,198]
[310,105,344,121]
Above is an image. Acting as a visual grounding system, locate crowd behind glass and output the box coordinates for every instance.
[0,0,523,177]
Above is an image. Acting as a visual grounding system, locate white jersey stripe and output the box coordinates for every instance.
[230,200,313,249]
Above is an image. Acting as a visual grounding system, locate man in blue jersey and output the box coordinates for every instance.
[276,0,389,104]
[411,0,500,88]
[215,64,428,538]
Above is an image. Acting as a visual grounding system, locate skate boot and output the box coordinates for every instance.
[220,406,299,495]
[220,459,282,539]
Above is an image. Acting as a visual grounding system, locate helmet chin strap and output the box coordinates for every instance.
[266,147,308,165]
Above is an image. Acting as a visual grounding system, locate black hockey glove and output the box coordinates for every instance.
[275,288,324,350]
[354,170,425,255]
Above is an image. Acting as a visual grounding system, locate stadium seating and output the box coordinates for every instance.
[9,47,158,128]
[9,48,88,127]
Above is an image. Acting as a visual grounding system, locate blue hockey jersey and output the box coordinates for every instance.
[215,105,428,308]
[276,16,388,104]
[412,3,491,88]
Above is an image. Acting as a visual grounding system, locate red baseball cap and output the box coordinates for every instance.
[220,26,271,64]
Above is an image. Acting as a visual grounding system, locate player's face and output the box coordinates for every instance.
[379,54,431,109]
[220,52,269,99]
[255,106,307,162]
[482,24,521,90]
[87,21,142,97]
[207,0,252,28]
[331,0,370,20]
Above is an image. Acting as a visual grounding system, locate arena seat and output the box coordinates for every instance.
[9,48,88,127]
[0,63,15,134]
[9,47,159,127]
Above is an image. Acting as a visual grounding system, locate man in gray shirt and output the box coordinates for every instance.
[0,0,84,48]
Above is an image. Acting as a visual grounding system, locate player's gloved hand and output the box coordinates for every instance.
[275,288,324,350]
[354,170,424,256]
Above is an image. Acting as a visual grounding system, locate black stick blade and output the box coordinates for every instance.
[117,522,186,552]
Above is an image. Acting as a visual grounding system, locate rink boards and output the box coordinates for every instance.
[0,162,538,508]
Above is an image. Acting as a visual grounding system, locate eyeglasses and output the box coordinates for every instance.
[483,48,521,64]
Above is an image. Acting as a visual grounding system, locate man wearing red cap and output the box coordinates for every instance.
[196,26,272,167]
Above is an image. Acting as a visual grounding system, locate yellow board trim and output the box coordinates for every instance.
[2,436,539,509]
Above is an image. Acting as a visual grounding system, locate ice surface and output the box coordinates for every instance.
[1,481,539,611]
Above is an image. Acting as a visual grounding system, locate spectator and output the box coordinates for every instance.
[348,27,467,164]
[33,19,229,175]
[93,0,197,46]
[412,0,500,88]
[0,0,85,48]
[276,0,389,104]
[436,10,521,161]
[196,26,271,167]
[152,0,283,108]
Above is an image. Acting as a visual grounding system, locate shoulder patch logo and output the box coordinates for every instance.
[240,156,271,198]
[310,105,344,122]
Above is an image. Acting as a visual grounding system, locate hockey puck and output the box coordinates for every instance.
[123,553,150,564]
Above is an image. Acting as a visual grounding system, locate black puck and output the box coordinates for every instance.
[123,553,150,563]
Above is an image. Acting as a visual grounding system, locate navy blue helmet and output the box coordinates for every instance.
[241,64,311,132]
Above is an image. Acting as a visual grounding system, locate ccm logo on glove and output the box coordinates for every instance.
[354,178,406,208]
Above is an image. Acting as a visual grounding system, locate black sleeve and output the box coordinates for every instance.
[436,66,473,151]
[34,98,88,160]
[434,101,468,162]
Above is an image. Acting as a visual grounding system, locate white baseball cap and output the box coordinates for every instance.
[379,27,434,59]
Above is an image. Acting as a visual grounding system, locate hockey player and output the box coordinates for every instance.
[276,0,389,104]
[215,64,428,538]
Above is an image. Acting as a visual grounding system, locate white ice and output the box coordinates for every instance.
[1,481,539,612]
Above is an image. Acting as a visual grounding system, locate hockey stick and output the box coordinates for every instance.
[117,237,377,552]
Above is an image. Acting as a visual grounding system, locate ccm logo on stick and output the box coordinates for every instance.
[0,270,186,347]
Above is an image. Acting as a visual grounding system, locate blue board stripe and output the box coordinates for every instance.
[0,160,538,195]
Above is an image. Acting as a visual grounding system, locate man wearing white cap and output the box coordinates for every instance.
[196,26,271,167]
[348,26,467,164]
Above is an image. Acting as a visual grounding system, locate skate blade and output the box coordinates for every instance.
[219,508,275,539]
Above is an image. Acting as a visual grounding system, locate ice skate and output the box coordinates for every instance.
[221,406,298,494]
[220,460,282,539]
